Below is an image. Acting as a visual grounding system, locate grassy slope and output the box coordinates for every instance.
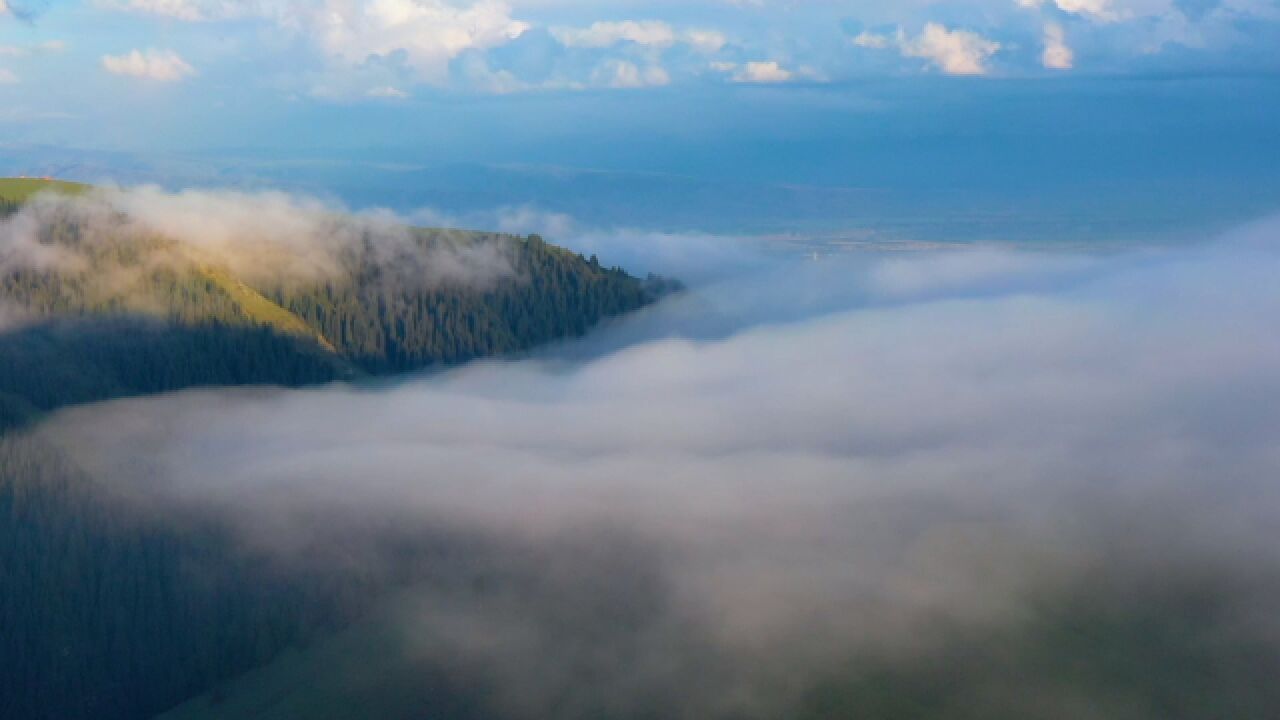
[199,266,339,353]
[0,177,90,204]
[1,176,344,357]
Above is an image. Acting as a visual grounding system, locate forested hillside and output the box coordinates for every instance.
[0,434,391,720]
[0,180,676,428]
[0,181,677,719]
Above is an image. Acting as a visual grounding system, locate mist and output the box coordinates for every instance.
[32,215,1280,718]
[0,186,517,290]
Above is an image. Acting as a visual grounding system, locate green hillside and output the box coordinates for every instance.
[0,180,677,429]
[198,265,338,352]
[0,177,89,212]
[0,434,367,720]
[0,180,679,719]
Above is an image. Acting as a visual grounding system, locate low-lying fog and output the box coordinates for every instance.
[39,215,1280,718]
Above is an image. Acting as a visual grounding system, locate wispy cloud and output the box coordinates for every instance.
[591,59,670,88]
[551,20,726,54]
[101,49,196,81]
[733,60,793,83]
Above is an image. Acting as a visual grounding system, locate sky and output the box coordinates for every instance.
[2,0,1280,237]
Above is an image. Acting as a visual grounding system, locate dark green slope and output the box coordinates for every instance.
[0,319,353,431]
[0,177,89,213]
[264,231,668,373]
[0,435,358,720]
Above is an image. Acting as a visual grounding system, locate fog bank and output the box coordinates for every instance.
[40,216,1280,718]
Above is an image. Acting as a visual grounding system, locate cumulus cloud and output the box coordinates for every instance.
[36,218,1280,716]
[854,23,1001,75]
[105,0,530,86]
[286,0,529,85]
[900,22,1001,75]
[101,49,196,81]
[1019,0,1125,23]
[80,0,1280,89]
[590,59,670,88]
[732,60,793,83]
[1042,22,1075,68]
[683,28,728,53]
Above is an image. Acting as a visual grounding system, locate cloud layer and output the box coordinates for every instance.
[37,216,1280,716]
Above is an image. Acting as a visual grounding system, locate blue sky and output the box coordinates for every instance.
[2,0,1280,237]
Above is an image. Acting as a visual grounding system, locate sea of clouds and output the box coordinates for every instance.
[31,211,1280,717]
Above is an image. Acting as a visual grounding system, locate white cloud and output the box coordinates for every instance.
[854,23,1001,75]
[591,59,670,88]
[101,49,196,81]
[108,0,222,21]
[899,23,1001,75]
[852,31,891,49]
[551,20,727,54]
[0,0,9,16]
[1019,0,1125,23]
[684,29,727,54]
[72,0,1280,91]
[0,40,68,57]
[0,68,17,84]
[1042,22,1075,68]
[732,60,793,83]
[113,0,532,86]
[297,0,530,85]
[367,84,409,98]
[553,20,677,48]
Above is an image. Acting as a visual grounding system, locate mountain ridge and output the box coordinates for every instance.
[0,178,678,430]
